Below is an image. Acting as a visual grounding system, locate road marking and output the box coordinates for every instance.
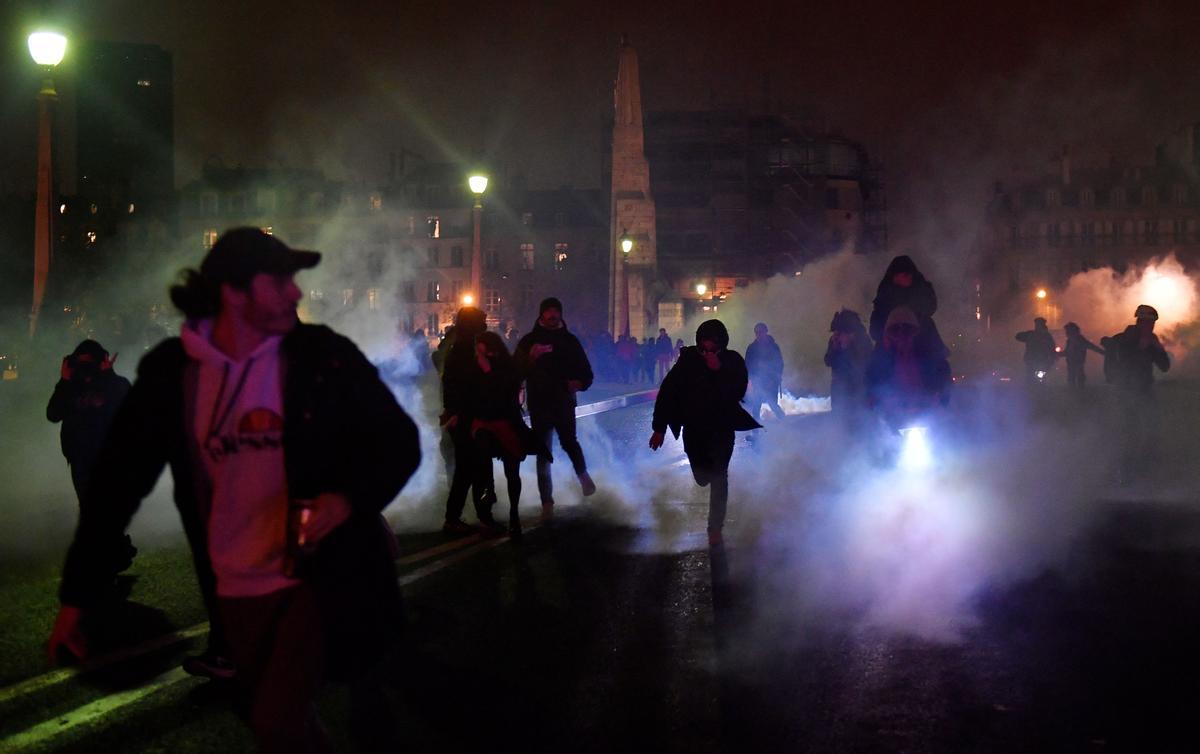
[0,667,195,753]
[396,533,482,565]
[0,522,537,750]
[575,389,657,418]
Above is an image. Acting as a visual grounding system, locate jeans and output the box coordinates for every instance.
[530,400,588,504]
[682,425,735,531]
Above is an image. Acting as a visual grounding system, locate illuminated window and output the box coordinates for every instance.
[342,289,354,307]
[260,226,274,236]
[485,288,501,313]
[203,229,219,249]
[427,216,441,238]
[309,290,325,300]
[554,243,569,270]
[520,243,535,270]
[426,314,439,334]
[128,203,136,214]
[367,288,379,311]
[450,246,464,267]
[426,281,440,302]
[369,194,383,211]
[59,203,66,215]
[86,231,97,244]
[89,203,98,215]
[427,247,438,267]
[136,79,151,87]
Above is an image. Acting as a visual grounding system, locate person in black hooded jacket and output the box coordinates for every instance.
[869,254,948,357]
[649,319,761,547]
[514,297,596,518]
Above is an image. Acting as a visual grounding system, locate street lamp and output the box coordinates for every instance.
[468,172,488,311]
[695,283,708,297]
[461,293,475,306]
[1035,288,1047,300]
[28,30,67,338]
[617,229,634,336]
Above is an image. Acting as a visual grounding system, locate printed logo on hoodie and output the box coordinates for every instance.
[205,407,284,462]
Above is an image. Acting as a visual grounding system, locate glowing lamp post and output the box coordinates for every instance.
[28,30,67,338]
[461,293,475,306]
[468,173,488,309]
[695,283,708,297]
[618,229,633,336]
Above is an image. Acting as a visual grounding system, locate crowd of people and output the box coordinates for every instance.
[40,229,1174,753]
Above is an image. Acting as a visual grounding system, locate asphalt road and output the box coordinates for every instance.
[4,385,1200,752]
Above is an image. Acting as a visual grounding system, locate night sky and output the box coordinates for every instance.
[3,0,1199,253]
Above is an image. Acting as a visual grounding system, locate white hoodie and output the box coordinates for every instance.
[181,320,299,597]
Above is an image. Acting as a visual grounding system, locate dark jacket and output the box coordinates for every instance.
[468,358,546,461]
[514,322,594,411]
[1015,327,1057,367]
[47,371,131,469]
[59,324,420,677]
[824,334,871,410]
[652,346,761,438]
[865,342,952,411]
[1109,325,1170,394]
[869,256,939,344]
[1063,332,1103,367]
[745,336,784,387]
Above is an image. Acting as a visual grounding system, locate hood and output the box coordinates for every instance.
[884,255,920,278]
[695,319,730,350]
[181,319,280,365]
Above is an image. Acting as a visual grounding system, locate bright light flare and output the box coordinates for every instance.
[468,174,488,195]
[461,293,475,306]
[1035,289,1047,300]
[695,283,708,296]
[1035,370,1046,380]
[28,31,67,66]
[898,426,933,472]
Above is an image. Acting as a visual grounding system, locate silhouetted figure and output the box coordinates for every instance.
[655,328,673,381]
[650,319,761,547]
[1015,317,1057,383]
[866,307,952,426]
[48,228,420,752]
[442,308,502,534]
[514,297,596,518]
[869,254,948,357]
[745,322,785,421]
[469,331,548,538]
[824,309,871,429]
[1103,304,1170,484]
[1061,322,1104,390]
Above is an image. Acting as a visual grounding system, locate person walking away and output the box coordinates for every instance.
[745,322,786,421]
[1062,322,1104,391]
[47,228,420,753]
[655,328,673,381]
[515,297,597,519]
[47,339,136,581]
[442,307,503,534]
[469,331,549,538]
[650,319,761,547]
[1015,317,1057,384]
[869,254,948,357]
[824,309,871,430]
[1103,304,1170,484]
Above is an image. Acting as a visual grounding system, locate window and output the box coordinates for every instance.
[1111,187,1125,208]
[1142,186,1157,207]
[1142,219,1158,244]
[369,194,383,211]
[521,212,534,226]
[367,289,379,311]
[1174,219,1187,243]
[427,216,441,238]
[485,288,501,314]
[1113,221,1124,245]
[203,229,219,249]
[485,248,499,270]
[554,211,566,227]
[450,246,464,267]
[554,243,569,270]
[1046,223,1060,246]
[1082,221,1095,246]
[450,279,465,303]
[426,314,439,335]
[86,231,97,244]
[1173,185,1188,207]
[427,247,438,267]
[402,282,415,302]
[1081,188,1094,208]
[426,281,441,302]
[520,243,535,270]
[1045,188,1060,207]
[309,289,325,301]
[260,226,273,236]
[341,289,354,307]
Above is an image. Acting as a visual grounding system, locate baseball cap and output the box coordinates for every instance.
[199,228,320,287]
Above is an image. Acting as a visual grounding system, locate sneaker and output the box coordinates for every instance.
[707,528,724,547]
[578,472,596,497]
[442,518,474,536]
[182,652,236,680]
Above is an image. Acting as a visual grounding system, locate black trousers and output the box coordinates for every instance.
[682,425,735,531]
[444,425,496,522]
[530,400,588,504]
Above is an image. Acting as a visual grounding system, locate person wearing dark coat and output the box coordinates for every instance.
[869,254,948,357]
[745,322,786,421]
[441,307,502,534]
[47,339,132,503]
[824,309,872,427]
[47,228,420,753]
[468,331,549,538]
[1015,317,1057,383]
[1061,322,1104,390]
[650,319,761,547]
[1103,305,1171,483]
[514,297,596,518]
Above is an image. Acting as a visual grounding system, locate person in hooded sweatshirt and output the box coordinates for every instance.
[869,254,948,357]
[1015,317,1057,383]
[745,322,786,421]
[824,309,872,428]
[514,297,596,519]
[1061,321,1104,391]
[650,319,761,547]
[866,306,952,424]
